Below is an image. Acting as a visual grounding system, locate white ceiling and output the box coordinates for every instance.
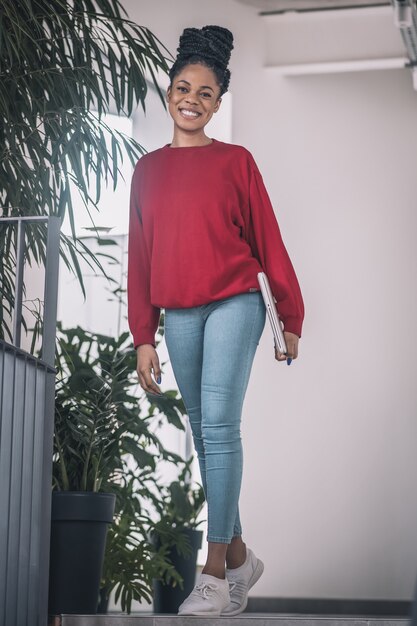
[235,0,389,12]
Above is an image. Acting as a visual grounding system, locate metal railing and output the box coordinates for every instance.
[0,216,60,626]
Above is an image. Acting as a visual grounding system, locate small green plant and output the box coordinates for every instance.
[53,323,192,612]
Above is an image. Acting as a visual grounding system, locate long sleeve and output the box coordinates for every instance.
[127,162,161,348]
[246,155,305,338]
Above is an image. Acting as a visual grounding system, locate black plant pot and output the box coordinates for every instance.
[153,527,203,614]
[48,491,116,616]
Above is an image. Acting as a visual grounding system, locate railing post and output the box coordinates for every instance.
[12,220,26,348]
[41,216,61,367]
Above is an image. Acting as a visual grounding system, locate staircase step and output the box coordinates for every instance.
[58,615,410,626]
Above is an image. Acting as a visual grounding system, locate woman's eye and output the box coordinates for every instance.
[201,92,211,98]
[177,86,187,92]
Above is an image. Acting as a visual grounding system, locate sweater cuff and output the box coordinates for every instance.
[282,316,303,339]
[132,327,157,349]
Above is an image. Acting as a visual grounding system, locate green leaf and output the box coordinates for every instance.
[123,438,156,470]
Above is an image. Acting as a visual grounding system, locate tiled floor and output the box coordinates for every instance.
[58,614,411,626]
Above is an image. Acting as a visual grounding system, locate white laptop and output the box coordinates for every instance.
[257,271,287,356]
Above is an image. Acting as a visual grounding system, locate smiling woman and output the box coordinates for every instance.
[164,24,233,146]
[166,65,222,141]
[127,23,304,618]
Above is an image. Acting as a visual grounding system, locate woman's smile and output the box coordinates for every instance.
[179,107,202,119]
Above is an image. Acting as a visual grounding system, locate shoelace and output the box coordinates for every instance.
[194,582,220,599]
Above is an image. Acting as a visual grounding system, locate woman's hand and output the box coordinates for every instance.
[136,344,163,395]
[275,331,299,363]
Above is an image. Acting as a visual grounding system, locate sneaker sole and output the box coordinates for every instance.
[178,603,229,617]
[178,610,224,616]
[222,557,264,617]
[178,597,230,616]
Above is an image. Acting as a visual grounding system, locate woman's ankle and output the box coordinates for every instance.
[226,537,247,569]
[201,565,226,579]
[203,541,228,579]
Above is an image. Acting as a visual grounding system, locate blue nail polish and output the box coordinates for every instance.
[157,376,161,384]
[287,358,292,366]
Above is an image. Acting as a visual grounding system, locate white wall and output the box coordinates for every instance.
[120,0,417,601]
[234,10,417,600]
[242,66,417,600]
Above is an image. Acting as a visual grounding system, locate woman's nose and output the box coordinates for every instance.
[185,93,198,104]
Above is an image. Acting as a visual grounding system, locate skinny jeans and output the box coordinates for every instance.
[164,291,266,543]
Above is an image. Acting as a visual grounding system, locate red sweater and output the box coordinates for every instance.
[127,138,304,348]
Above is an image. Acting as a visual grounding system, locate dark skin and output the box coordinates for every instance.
[136,62,300,579]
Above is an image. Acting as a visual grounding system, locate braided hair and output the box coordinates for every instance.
[169,25,234,97]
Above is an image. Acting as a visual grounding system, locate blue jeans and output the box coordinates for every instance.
[164,291,266,543]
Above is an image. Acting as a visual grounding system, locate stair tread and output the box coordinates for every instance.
[58,614,411,626]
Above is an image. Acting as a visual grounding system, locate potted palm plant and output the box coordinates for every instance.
[152,464,206,614]
[50,324,189,615]
[0,0,172,344]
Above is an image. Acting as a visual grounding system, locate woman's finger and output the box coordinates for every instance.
[139,367,162,395]
[274,346,287,361]
[151,353,162,384]
[136,364,161,395]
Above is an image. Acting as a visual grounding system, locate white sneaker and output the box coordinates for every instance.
[177,573,231,616]
[222,547,264,616]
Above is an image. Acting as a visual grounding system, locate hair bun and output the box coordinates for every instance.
[177,25,234,69]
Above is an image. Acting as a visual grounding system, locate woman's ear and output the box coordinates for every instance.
[214,97,222,113]
[166,86,171,103]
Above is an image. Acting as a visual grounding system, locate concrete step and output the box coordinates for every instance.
[57,615,410,626]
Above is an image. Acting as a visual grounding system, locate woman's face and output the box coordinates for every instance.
[166,63,222,133]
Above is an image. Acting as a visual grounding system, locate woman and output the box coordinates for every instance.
[127,25,304,617]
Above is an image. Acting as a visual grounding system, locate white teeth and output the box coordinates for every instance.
[180,109,199,117]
